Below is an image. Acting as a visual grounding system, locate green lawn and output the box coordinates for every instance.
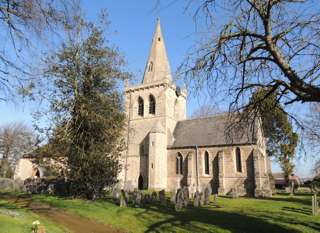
[31,193,320,233]
[0,198,66,233]
[1,192,319,233]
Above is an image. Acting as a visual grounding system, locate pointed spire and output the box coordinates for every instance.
[142,18,172,84]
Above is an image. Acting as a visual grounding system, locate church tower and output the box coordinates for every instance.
[122,18,187,190]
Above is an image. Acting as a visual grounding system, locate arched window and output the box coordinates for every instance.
[204,151,209,175]
[236,147,242,172]
[149,95,156,114]
[176,153,183,175]
[148,61,153,72]
[138,97,144,116]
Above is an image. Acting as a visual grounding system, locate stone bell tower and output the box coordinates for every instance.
[122,18,187,191]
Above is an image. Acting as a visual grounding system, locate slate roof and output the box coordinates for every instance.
[169,114,258,148]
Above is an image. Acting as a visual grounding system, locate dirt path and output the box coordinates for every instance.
[6,194,124,233]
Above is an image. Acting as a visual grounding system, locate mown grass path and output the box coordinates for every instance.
[0,193,123,233]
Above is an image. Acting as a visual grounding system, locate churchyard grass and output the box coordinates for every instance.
[31,193,320,233]
[1,191,319,233]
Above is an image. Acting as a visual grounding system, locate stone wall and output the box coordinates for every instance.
[167,144,271,197]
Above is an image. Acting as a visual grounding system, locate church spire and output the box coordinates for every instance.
[142,17,172,84]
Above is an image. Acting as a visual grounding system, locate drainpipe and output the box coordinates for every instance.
[195,145,199,192]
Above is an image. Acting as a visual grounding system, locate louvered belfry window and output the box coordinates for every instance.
[149,95,156,114]
[138,97,144,116]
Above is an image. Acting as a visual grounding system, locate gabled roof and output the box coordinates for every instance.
[169,114,258,148]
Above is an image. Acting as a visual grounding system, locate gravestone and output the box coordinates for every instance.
[159,190,166,206]
[175,189,184,211]
[204,186,212,205]
[136,192,143,207]
[312,194,319,216]
[151,191,158,203]
[193,191,202,207]
[120,190,127,207]
[213,194,218,207]
[144,194,151,204]
[231,188,239,198]
[182,186,189,207]
[131,190,138,206]
[47,184,55,195]
[171,189,179,204]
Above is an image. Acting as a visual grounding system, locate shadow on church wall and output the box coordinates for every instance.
[244,150,255,197]
[139,135,149,189]
[210,155,219,194]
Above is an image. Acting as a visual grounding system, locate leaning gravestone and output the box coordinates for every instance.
[159,190,166,206]
[193,191,202,207]
[120,190,128,207]
[204,186,212,205]
[171,189,179,204]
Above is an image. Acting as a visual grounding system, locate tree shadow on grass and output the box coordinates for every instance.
[258,212,320,232]
[264,196,311,206]
[137,205,300,233]
[282,206,311,215]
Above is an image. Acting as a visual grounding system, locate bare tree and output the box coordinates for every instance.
[183,0,320,113]
[314,159,320,177]
[0,0,77,101]
[306,103,320,146]
[191,104,221,118]
[0,122,36,165]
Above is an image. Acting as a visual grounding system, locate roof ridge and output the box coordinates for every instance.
[180,112,231,123]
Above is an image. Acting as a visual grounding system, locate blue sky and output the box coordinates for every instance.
[0,0,316,177]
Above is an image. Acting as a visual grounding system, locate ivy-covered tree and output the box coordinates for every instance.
[45,17,129,199]
[246,88,298,182]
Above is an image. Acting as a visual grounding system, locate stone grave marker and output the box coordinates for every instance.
[120,190,127,207]
[159,190,166,206]
[151,191,158,203]
[193,191,202,207]
[204,186,212,205]
[175,189,184,211]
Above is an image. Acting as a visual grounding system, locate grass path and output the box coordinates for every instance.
[1,193,123,233]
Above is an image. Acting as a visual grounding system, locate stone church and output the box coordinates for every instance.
[120,18,272,197]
